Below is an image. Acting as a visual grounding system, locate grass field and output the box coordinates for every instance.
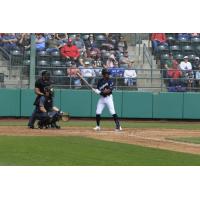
[1,119,200,166]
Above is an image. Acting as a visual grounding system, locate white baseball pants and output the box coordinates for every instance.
[96,95,116,115]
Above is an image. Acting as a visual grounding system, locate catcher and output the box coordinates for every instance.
[34,86,67,129]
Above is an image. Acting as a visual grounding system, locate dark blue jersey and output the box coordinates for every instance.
[36,96,53,112]
[97,78,114,97]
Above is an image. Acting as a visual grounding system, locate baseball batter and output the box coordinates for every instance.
[93,68,122,131]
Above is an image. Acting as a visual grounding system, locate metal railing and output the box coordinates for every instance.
[143,43,154,83]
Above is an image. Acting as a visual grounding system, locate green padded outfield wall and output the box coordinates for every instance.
[153,92,184,119]
[1,89,200,119]
[0,89,20,116]
[122,92,153,118]
[60,90,91,117]
[183,93,200,119]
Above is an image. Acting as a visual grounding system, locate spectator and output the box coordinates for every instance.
[123,65,137,86]
[150,33,167,54]
[73,34,85,55]
[167,61,182,87]
[162,53,177,79]
[85,34,98,49]
[185,70,194,91]
[192,57,200,71]
[179,56,192,71]
[35,33,46,51]
[46,34,61,53]
[79,51,93,67]
[17,33,31,51]
[105,54,117,68]
[80,61,96,86]
[1,33,18,52]
[117,36,128,54]
[119,51,134,68]
[56,33,68,48]
[60,38,80,63]
[67,62,81,88]
[195,64,200,90]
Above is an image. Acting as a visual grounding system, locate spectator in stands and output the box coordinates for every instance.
[185,70,194,91]
[60,38,80,63]
[116,36,128,54]
[56,33,68,48]
[119,51,134,68]
[46,34,61,53]
[1,33,18,52]
[35,33,46,51]
[80,61,96,86]
[101,34,116,51]
[150,33,167,54]
[85,34,98,49]
[179,56,192,71]
[73,34,85,55]
[104,54,117,68]
[193,57,200,70]
[67,62,81,88]
[79,51,93,67]
[195,64,200,90]
[17,33,31,51]
[167,61,182,87]
[190,33,200,38]
[123,65,137,86]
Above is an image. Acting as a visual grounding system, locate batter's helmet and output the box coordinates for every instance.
[102,68,110,75]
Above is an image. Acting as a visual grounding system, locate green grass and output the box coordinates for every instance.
[168,137,200,145]
[1,119,200,130]
[0,136,200,166]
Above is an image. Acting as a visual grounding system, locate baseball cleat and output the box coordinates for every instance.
[93,126,101,131]
[115,126,122,132]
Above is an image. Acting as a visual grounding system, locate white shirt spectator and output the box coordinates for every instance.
[179,57,192,71]
[80,65,95,78]
[124,69,137,78]
[124,68,137,86]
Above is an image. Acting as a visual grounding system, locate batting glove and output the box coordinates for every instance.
[92,88,101,94]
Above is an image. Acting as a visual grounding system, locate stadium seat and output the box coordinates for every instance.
[23,59,30,66]
[155,45,169,61]
[174,53,184,63]
[178,37,190,47]
[170,45,181,55]
[81,34,89,41]
[37,60,49,66]
[10,50,23,66]
[166,36,176,46]
[182,45,194,55]
[160,53,170,61]
[195,45,200,56]
[188,54,196,64]
[191,37,200,47]
[51,60,62,67]
[96,34,106,41]
[37,50,50,62]
[52,69,66,86]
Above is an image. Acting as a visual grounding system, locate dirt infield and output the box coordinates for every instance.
[1,126,200,155]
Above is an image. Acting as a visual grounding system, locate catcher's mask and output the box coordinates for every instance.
[44,86,54,97]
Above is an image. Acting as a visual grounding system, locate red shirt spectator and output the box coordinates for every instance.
[151,33,166,43]
[167,61,182,79]
[60,38,80,59]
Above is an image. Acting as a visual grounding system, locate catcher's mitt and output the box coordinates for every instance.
[61,112,70,122]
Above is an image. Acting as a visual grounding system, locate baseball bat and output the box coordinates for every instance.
[76,72,94,90]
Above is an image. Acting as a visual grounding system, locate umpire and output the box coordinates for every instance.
[28,70,51,128]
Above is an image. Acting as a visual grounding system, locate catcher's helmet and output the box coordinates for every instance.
[102,68,110,76]
[44,86,54,97]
